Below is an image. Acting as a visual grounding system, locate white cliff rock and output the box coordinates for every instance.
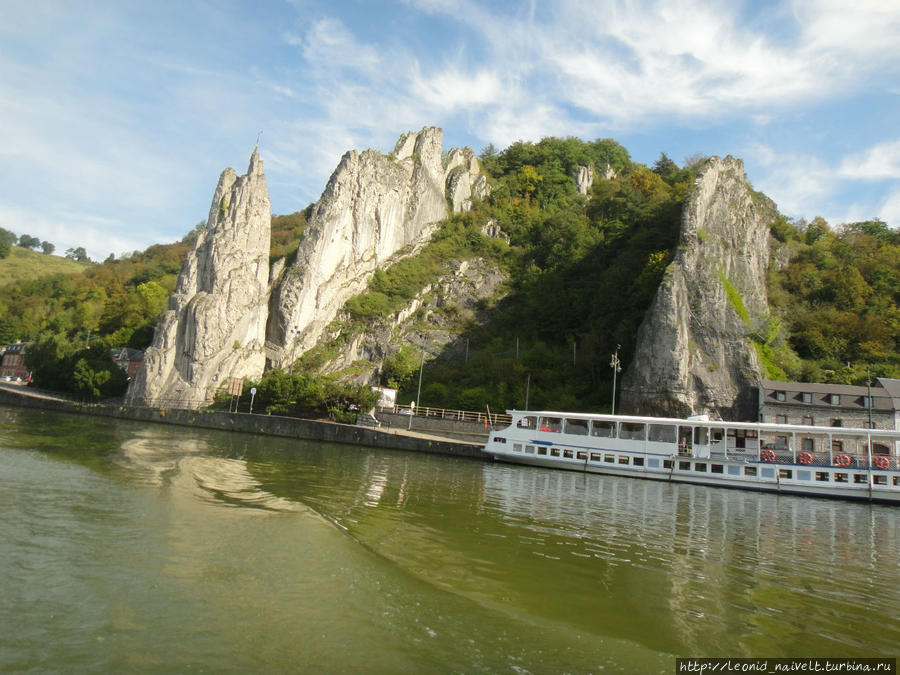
[128,149,271,407]
[266,127,486,368]
[575,165,594,195]
[619,156,777,419]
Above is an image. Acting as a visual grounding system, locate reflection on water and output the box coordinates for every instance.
[118,432,300,512]
[1,407,898,673]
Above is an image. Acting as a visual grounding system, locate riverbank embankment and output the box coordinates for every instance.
[0,384,488,459]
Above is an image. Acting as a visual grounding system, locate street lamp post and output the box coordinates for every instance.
[610,345,622,415]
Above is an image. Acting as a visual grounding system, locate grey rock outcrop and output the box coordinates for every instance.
[128,149,271,407]
[266,127,486,369]
[619,156,777,420]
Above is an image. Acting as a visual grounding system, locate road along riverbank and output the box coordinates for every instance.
[0,384,487,460]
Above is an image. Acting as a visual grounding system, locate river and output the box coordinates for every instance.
[1,407,897,673]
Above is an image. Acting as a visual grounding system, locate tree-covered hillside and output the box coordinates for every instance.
[3,135,897,411]
[767,217,900,384]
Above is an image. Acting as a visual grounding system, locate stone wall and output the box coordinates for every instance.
[0,386,486,459]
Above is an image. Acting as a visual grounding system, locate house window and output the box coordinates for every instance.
[801,392,812,404]
[775,390,786,401]
[829,394,841,405]
[802,438,815,452]
[775,414,788,424]
[831,419,843,427]
[802,416,814,425]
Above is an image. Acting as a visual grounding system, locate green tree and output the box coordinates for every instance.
[18,234,41,249]
[41,241,55,255]
[65,246,91,262]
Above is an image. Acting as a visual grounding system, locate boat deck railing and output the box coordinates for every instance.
[695,448,898,470]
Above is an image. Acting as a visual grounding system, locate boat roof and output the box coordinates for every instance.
[504,409,900,437]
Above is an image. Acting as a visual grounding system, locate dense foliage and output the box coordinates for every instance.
[211,368,379,423]
[767,217,900,384]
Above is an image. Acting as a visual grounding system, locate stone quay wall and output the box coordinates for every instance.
[0,386,487,460]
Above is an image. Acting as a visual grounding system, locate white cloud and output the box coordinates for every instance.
[300,17,381,73]
[879,190,900,228]
[840,139,900,180]
[410,65,503,110]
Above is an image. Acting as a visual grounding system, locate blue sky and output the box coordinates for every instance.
[1,0,898,261]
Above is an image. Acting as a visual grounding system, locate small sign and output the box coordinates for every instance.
[228,377,243,396]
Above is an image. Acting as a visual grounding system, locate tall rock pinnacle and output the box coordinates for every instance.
[127,149,271,407]
[619,156,777,420]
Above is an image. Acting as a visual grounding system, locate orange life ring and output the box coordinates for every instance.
[834,453,852,467]
[761,448,776,463]
[798,451,813,465]
[873,455,890,470]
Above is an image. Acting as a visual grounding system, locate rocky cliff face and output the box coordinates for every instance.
[266,127,487,369]
[619,156,777,420]
[127,149,271,407]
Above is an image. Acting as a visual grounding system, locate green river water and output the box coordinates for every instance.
[1,407,897,673]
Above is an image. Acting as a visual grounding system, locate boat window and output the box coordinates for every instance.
[576,451,587,460]
[873,475,887,485]
[518,416,537,429]
[744,466,757,476]
[895,476,900,486]
[815,472,829,481]
[834,473,847,483]
[590,452,602,462]
[728,465,740,476]
[620,422,646,441]
[604,454,616,463]
[550,448,560,457]
[694,427,708,444]
[694,463,707,472]
[590,421,616,438]
[832,441,843,454]
[648,424,676,443]
[513,443,523,452]
[537,447,547,455]
[711,464,723,474]
[711,428,724,443]
[618,456,629,465]
[779,469,792,479]
[802,438,814,452]
[633,457,645,466]
[539,417,562,432]
[663,460,674,469]
[565,418,589,435]
[853,473,867,484]
[525,445,535,454]
[563,449,574,458]
[679,461,691,471]
[871,443,889,455]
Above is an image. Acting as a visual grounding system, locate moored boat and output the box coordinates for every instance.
[484,410,900,503]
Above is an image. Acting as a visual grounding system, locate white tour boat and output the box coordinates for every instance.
[484,410,900,503]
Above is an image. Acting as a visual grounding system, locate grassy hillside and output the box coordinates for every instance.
[0,247,92,285]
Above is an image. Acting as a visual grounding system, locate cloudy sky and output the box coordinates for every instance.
[1,0,898,260]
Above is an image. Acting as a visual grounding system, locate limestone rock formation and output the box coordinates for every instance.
[445,147,490,212]
[266,127,486,369]
[619,156,777,420]
[575,165,594,195]
[128,149,271,407]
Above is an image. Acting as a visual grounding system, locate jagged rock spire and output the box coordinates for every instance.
[127,150,271,407]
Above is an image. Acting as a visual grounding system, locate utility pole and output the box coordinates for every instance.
[610,345,622,414]
[866,364,873,428]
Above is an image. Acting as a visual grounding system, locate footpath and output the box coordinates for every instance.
[0,383,488,460]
